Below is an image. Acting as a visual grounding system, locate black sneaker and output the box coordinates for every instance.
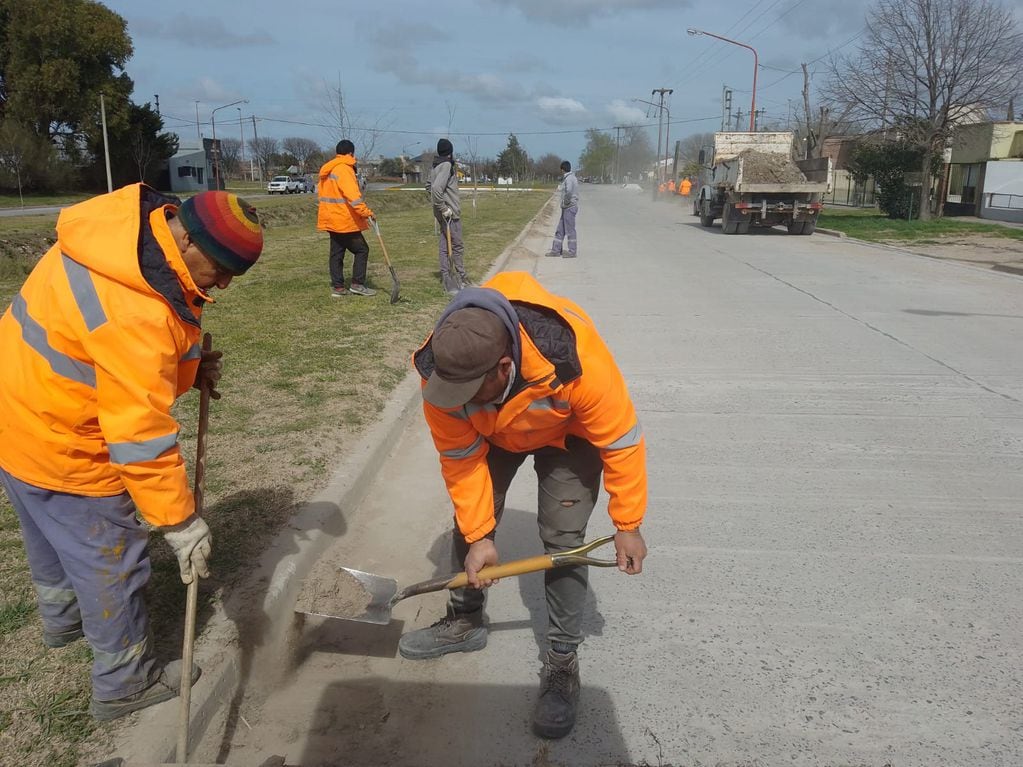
[90,660,201,721]
[532,649,580,739]
[398,608,487,660]
[544,251,562,258]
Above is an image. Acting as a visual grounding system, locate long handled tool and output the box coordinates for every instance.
[441,218,461,295]
[370,218,401,304]
[296,535,618,625]
[176,333,212,764]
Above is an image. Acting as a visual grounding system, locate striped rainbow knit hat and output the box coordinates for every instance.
[178,191,263,274]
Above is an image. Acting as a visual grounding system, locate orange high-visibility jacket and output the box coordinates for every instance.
[679,178,692,195]
[316,154,374,233]
[413,272,647,542]
[0,184,208,527]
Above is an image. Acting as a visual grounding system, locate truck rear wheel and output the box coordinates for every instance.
[801,219,817,235]
[787,221,806,235]
[699,199,715,228]
[721,203,740,235]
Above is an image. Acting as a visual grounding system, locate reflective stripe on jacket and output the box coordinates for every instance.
[0,184,206,527]
[413,271,647,542]
[317,154,373,233]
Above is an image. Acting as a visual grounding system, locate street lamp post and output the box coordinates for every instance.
[211,99,248,190]
[688,28,758,131]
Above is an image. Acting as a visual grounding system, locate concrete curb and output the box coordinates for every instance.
[105,193,557,765]
[815,226,848,238]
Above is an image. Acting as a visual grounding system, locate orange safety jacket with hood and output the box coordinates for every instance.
[0,184,209,528]
[413,271,647,543]
[316,153,374,233]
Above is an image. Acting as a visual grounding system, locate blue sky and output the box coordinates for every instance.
[101,0,878,163]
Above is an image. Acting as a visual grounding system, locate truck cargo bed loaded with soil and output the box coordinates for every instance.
[693,131,832,235]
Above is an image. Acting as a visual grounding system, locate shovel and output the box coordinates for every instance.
[296,535,618,625]
[441,218,461,295]
[369,218,401,304]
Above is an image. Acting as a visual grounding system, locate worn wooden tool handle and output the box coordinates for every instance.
[444,554,555,589]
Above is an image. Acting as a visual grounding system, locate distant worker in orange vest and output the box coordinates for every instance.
[667,179,676,194]
[679,177,693,197]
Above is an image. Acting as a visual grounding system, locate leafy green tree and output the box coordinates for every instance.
[617,126,653,181]
[0,0,133,151]
[378,157,403,177]
[534,153,563,182]
[847,139,941,219]
[497,134,529,180]
[579,129,614,181]
[0,118,62,196]
[81,102,177,189]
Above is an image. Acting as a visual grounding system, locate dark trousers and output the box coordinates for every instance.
[449,437,602,646]
[328,231,369,287]
[0,467,156,700]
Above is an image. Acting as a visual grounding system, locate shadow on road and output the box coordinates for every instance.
[299,677,632,767]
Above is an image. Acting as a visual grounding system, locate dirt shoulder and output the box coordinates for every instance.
[882,234,1023,276]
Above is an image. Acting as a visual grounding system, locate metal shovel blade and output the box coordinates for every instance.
[295,567,397,625]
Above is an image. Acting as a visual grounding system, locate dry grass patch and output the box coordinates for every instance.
[0,188,549,766]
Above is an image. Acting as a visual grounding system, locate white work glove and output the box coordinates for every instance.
[442,207,453,220]
[162,515,212,584]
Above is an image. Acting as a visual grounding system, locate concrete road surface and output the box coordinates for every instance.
[218,187,1023,766]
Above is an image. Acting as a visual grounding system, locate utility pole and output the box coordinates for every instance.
[154,94,160,117]
[722,86,733,131]
[735,109,744,131]
[613,126,622,184]
[100,94,113,193]
[250,116,261,181]
[651,87,672,199]
[238,108,247,181]
[195,101,201,143]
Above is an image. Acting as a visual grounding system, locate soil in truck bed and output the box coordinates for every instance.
[738,150,807,184]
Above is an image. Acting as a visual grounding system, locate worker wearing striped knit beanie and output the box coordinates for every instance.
[178,191,263,278]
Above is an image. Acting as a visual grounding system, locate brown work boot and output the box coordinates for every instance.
[532,648,581,739]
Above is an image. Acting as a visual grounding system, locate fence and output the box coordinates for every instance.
[822,169,876,207]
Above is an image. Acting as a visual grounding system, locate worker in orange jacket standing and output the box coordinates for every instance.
[0,185,263,720]
[317,139,376,297]
[402,271,649,740]
[679,176,693,197]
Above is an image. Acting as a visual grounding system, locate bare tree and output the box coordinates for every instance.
[281,137,320,172]
[319,75,392,161]
[828,0,1023,219]
[248,136,279,179]
[800,65,855,160]
[218,137,242,178]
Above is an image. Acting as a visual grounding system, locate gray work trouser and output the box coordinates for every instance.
[551,205,578,256]
[449,436,602,646]
[434,213,467,280]
[0,467,156,700]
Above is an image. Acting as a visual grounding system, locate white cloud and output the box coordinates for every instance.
[489,0,691,24]
[606,99,647,125]
[129,14,274,48]
[538,97,587,114]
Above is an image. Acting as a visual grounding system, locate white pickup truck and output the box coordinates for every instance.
[267,175,301,194]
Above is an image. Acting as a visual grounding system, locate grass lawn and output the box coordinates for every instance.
[819,207,1023,243]
[0,188,549,766]
[0,192,93,209]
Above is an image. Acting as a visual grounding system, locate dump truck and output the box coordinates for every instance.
[693,131,832,235]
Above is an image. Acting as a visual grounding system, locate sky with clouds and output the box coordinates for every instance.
[102,0,893,163]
